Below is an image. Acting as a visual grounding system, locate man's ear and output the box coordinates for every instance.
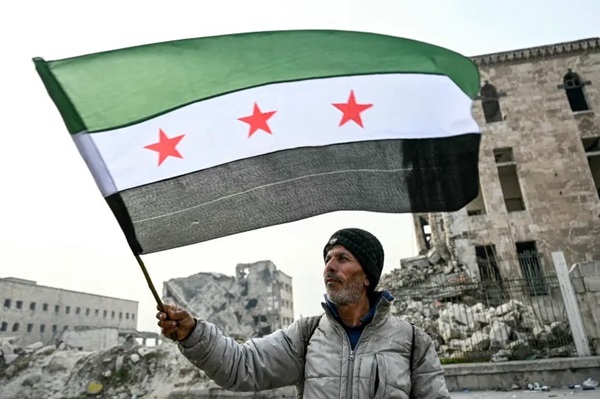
[364,279,370,287]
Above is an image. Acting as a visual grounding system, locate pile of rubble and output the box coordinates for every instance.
[0,336,294,399]
[0,336,195,399]
[379,247,477,300]
[162,260,287,341]
[378,246,575,362]
[389,298,574,361]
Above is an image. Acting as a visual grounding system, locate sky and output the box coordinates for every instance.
[0,0,599,334]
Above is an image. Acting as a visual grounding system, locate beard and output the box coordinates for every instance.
[325,274,364,306]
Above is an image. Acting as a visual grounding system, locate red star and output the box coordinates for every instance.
[238,103,277,137]
[332,90,373,128]
[144,129,185,166]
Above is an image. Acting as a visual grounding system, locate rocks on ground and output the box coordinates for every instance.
[0,337,215,399]
[379,247,575,362]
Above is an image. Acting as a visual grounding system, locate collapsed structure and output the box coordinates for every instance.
[379,248,574,362]
[162,260,294,340]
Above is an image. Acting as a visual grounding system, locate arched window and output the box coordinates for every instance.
[562,69,589,112]
[480,81,504,123]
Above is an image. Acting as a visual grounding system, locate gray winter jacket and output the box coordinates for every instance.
[178,293,450,399]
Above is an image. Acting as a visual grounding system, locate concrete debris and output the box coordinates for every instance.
[23,342,43,352]
[1,335,295,399]
[379,248,577,362]
[385,294,575,361]
[382,250,476,300]
[3,354,19,365]
[582,378,598,390]
[527,382,550,391]
[35,345,56,356]
[1,342,15,357]
[162,260,293,340]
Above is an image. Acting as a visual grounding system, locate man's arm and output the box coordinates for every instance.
[411,327,451,399]
[157,304,310,392]
[177,318,307,391]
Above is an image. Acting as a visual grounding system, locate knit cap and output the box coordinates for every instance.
[323,228,385,291]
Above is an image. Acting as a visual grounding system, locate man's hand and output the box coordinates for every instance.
[156,304,197,342]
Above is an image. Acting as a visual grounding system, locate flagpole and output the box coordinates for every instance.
[134,253,165,311]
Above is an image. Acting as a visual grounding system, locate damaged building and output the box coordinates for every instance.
[380,38,600,362]
[162,260,294,340]
[413,37,600,287]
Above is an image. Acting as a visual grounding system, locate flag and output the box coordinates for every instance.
[34,30,481,255]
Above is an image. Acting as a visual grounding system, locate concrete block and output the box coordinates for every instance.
[444,375,459,392]
[572,277,587,294]
[3,353,18,364]
[454,375,481,390]
[579,262,600,278]
[584,276,600,292]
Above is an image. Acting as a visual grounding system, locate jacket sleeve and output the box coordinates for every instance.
[176,318,309,392]
[411,327,451,399]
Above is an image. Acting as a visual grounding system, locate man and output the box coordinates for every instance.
[157,228,450,399]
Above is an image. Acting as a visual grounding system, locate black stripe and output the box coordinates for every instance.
[107,134,480,254]
[105,194,143,254]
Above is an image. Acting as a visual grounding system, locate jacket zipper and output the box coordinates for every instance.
[347,349,355,399]
[323,297,389,399]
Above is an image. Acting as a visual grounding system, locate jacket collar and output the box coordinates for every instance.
[322,290,394,327]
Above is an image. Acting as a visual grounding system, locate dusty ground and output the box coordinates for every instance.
[451,389,597,399]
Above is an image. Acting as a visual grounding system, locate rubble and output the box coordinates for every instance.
[162,260,292,340]
[380,247,576,362]
[387,296,575,361]
[582,378,598,390]
[0,336,297,399]
[384,246,478,301]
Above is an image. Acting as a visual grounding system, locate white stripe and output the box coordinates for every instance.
[73,73,480,197]
[133,166,417,224]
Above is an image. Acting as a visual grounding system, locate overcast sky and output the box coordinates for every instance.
[1,0,599,334]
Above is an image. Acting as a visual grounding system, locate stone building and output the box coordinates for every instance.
[162,260,294,339]
[0,277,138,346]
[413,37,600,286]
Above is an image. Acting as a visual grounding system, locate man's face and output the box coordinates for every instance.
[324,244,368,306]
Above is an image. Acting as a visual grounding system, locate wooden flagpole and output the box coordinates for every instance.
[134,253,165,311]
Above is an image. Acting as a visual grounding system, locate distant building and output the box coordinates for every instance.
[273,268,294,327]
[235,261,295,332]
[0,277,138,346]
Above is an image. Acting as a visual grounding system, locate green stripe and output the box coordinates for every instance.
[34,30,480,134]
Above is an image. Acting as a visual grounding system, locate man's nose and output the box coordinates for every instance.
[324,259,338,274]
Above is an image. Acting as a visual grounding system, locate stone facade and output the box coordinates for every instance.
[0,277,138,346]
[414,37,600,281]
